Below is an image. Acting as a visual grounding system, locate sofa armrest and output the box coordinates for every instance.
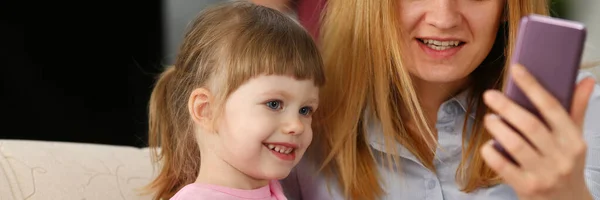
[0,140,156,200]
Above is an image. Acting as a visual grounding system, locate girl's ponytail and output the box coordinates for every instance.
[146,66,200,200]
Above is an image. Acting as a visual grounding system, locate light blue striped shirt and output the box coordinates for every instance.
[281,71,600,200]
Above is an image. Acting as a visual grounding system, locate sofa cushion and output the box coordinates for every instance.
[0,140,156,200]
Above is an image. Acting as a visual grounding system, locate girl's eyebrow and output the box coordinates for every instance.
[260,90,292,99]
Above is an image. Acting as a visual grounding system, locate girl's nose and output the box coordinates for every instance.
[281,116,305,135]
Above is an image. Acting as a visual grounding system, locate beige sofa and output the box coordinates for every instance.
[0,140,156,200]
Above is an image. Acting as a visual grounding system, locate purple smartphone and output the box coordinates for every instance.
[493,14,587,165]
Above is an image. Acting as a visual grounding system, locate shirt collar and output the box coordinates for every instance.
[365,88,477,161]
[448,88,476,119]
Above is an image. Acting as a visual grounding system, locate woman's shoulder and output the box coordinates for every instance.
[577,69,598,82]
[577,70,600,133]
[280,157,318,198]
[577,69,600,199]
[280,157,345,200]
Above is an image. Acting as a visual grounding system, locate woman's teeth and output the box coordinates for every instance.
[421,39,461,50]
[267,144,294,154]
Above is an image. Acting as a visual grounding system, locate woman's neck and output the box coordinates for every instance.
[195,147,269,190]
[411,77,469,127]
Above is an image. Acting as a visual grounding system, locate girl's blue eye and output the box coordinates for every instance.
[299,107,313,116]
[266,100,282,110]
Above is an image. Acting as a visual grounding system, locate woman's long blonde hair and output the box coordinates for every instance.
[314,0,548,199]
[144,1,325,199]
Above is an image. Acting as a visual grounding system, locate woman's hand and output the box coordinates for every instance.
[480,64,596,200]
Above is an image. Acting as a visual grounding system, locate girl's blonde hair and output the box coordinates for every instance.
[145,1,325,199]
[313,0,548,199]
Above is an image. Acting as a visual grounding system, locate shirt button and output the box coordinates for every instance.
[446,102,461,114]
[443,105,455,115]
[443,126,454,132]
[427,180,437,189]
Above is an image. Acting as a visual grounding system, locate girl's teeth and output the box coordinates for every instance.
[266,144,295,154]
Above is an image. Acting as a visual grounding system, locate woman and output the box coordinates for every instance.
[258,0,600,199]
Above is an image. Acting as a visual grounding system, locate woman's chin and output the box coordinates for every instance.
[411,71,471,85]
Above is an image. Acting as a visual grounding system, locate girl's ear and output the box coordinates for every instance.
[188,88,214,131]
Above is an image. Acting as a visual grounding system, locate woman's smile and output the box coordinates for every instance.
[416,38,466,59]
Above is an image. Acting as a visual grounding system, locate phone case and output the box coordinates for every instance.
[505,14,586,116]
[493,14,587,165]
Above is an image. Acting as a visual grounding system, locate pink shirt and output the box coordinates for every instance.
[170,180,287,200]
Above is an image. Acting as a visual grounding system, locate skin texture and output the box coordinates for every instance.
[481,65,595,200]
[190,75,319,190]
[397,0,505,124]
[399,0,504,84]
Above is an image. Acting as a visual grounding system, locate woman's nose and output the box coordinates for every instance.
[424,0,462,30]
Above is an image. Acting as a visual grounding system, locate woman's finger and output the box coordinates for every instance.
[481,141,528,188]
[508,64,574,135]
[483,90,554,154]
[570,77,596,128]
[483,114,545,168]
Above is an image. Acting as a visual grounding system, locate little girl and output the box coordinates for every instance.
[144,1,325,200]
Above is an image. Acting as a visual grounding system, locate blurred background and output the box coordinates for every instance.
[1,0,599,147]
